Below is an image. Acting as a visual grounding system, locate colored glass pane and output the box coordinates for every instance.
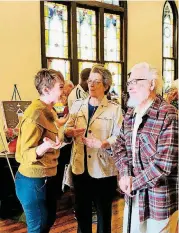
[104,13,120,61]
[96,0,119,5]
[163,2,173,57]
[103,0,119,5]
[47,59,70,80]
[105,63,121,102]
[77,8,96,60]
[78,62,95,81]
[44,2,68,58]
[163,58,174,92]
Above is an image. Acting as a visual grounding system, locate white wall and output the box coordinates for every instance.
[128,1,164,73]
[0,1,41,100]
[0,1,177,100]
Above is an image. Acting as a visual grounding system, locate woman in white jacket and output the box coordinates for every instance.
[64,64,123,233]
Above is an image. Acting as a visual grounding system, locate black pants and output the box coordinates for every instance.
[73,172,117,233]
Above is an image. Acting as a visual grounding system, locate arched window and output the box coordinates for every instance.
[162,1,178,93]
[40,1,127,104]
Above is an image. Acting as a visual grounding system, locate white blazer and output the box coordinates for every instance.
[65,95,123,178]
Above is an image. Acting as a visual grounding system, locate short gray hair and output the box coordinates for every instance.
[130,62,163,94]
[91,64,112,93]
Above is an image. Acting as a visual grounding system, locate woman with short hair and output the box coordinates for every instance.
[65,64,123,233]
[15,69,65,233]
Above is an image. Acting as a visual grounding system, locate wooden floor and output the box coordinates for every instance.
[0,198,125,233]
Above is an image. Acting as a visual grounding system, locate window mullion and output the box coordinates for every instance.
[71,2,78,85]
[40,1,46,68]
[123,3,128,94]
[99,7,104,63]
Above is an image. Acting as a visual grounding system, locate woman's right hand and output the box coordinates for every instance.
[65,127,86,138]
[36,136,61,159]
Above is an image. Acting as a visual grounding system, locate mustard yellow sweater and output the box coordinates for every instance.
[15,99,60,178]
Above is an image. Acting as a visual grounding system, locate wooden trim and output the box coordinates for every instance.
[71,2,78,85]
[163,57,177,60]
[40,1,46,68]
[162,1,178,82]
[96,8,100,62]
[162,1,167,85]
[123,1,128,93]
[67,4,71,59]
[77,59,98,63]
[121,1,128,109]
[99,7,104,63]
[171,1,178,80]
[103,61,122,64]
[40,0,127,94]
[49,1,71,7]
[46,57,71,61]
[75,1,124,12]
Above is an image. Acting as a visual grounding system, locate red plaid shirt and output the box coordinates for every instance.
[113,95,178,222]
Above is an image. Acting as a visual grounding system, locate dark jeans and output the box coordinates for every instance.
[73,172,117,233]
[15,171,57,233]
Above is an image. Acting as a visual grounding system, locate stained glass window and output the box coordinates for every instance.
[163,2,173,57]
[104,13,120,61]
[162,1,178,93]
[78,62,95,80]
[103,0,119,5]
[163,59,174,92]
[77,8,96,60]
[105,63,121,100]
[47,59,70,80]
[96,0,119,5]
[41,1,127,107]
[44,2,68,58]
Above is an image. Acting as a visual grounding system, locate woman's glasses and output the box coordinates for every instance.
[87,80,102,86]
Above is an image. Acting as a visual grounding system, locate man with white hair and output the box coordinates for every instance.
[113,62,178,233]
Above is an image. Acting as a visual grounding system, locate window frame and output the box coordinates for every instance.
[162,0,178,93]
[40,0,128,104]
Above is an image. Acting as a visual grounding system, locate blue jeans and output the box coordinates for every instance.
[15,171,57,233]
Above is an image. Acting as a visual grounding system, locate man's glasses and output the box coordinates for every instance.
[87,80,102,85]
[126,79,147,87]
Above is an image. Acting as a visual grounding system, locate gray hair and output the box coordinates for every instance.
[130,62,163,94]
[91,64,112,93]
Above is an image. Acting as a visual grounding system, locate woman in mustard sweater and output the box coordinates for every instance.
[15,69,65,233]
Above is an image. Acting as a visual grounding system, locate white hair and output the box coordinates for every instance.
[130,62,163,94]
